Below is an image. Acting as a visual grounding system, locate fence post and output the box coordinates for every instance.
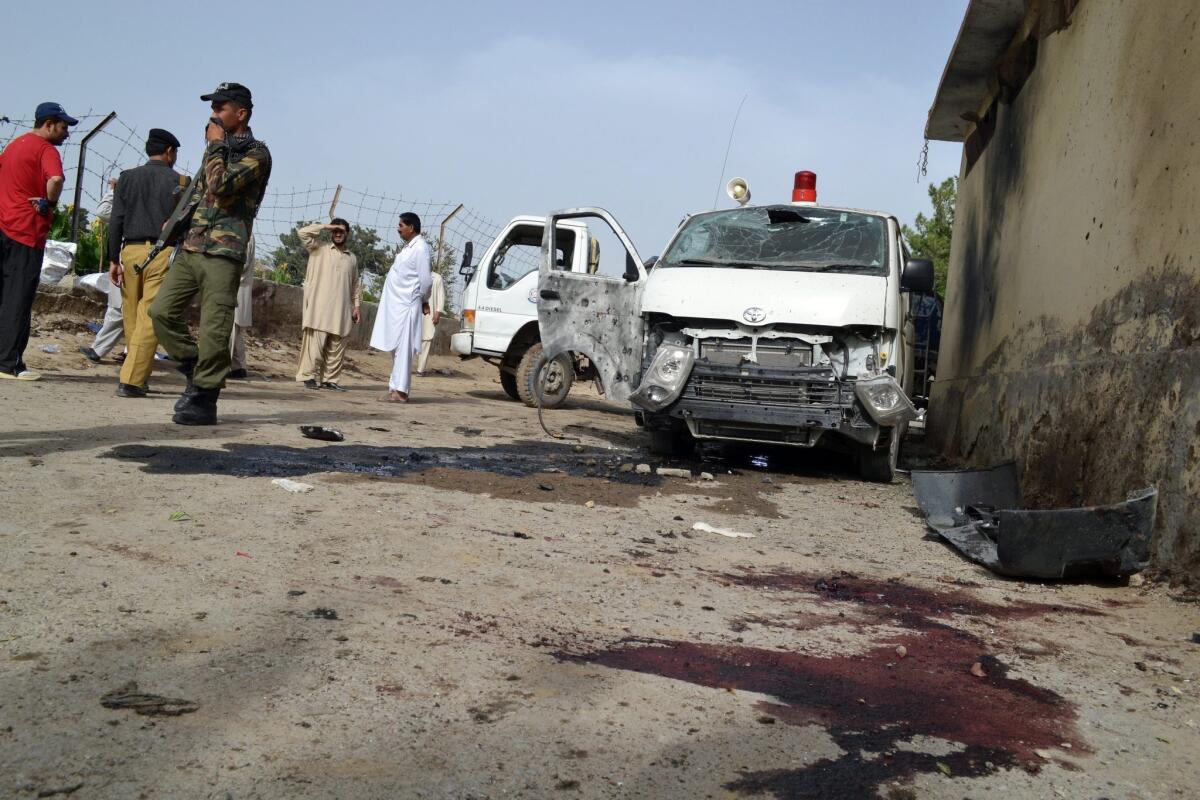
[436,203,464,273]
[328,184,343,220]
[71,111,116,242]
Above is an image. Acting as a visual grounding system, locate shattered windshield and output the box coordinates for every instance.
[659,206,889,274]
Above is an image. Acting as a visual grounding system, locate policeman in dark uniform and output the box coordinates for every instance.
[149,82,271,425]
[107,128,184,397]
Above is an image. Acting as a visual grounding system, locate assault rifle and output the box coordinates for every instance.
[133,163,204,275]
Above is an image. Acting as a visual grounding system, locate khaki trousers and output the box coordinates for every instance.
[417,339,433,374]
[296,328,348,384]
[118,242,170,388]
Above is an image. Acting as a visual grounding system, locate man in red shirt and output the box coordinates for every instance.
[0,102,76,380]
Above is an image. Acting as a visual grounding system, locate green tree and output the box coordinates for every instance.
[48,205,103,274]
[269,220,396,286]
[902,176,956,297]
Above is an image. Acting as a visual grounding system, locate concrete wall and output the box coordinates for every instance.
[38,278,458,354]
[246,280,457,352]
[930,0,1200,577]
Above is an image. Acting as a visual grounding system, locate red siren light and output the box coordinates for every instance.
[792,171,817,204]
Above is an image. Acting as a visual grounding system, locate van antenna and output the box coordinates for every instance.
[712,93,749,210]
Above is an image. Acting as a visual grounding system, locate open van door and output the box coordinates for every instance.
[538,208,646,402]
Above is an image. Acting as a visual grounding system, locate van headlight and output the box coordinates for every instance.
[631,345,695,411]
[854,375,917,425]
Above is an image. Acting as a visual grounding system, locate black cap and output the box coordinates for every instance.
[200,82,253,108]
[146,128,181,149]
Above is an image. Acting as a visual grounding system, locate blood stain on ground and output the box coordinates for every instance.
[554,569,1095,798]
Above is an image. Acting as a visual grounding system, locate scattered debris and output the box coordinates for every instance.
[970,662,987,678]
[287,590,307,597]
[699,472,715,481]
[100,682,198,716]
[635,464,652,475]
[272,478,314,494]
[454,426,483,437]
[36,783,84,797]
[912,463,1157,579]
[168,511,191,522]
[538,483,555,492]
[310,608,339,620]
[1192,633,1200,645]
[584,500,595,509]
[618,464,634,473]
[693,522,755,539]
[235,551,251,558]
[299,425,344,442]
[366,426,390,432]
[657,467,691,479]
[39,344,60,354]
[895,645,907,659]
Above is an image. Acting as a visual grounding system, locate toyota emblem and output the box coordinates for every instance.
[742,307,766,324]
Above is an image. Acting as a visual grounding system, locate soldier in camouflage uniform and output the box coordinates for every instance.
[149,82,271,425]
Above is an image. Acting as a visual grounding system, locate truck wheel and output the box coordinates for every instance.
[858,426,901,483]
[499,370,520,401]
[648,424,694,457]
[516,342,573,409]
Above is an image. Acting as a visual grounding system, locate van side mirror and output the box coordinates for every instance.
[623,253,640,283]
[458,241,475,278]
[901,257,934,294]
[643,255,659,271]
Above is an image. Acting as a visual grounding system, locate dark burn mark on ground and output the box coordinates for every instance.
[555,569,1093,798]
[103,441,787,514]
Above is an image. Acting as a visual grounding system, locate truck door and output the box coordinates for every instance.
[538,208,646,403]
[473,220,579,354]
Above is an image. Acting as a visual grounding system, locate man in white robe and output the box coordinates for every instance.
[416,270,444,376]
[228,237,256,378]
[370,212,431,402]
[79,180,127,364]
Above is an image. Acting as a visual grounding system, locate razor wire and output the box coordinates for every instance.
[0,110,198,213]
[2,111,504,311]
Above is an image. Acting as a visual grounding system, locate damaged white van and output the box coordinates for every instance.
[536,172,933,482]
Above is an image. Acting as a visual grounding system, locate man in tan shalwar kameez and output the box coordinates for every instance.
[295,219,360,390]
[416,270,445,376]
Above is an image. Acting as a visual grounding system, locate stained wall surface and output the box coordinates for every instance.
[929,0,1200,576]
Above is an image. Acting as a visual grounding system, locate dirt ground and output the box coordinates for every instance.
[2,321,1198,800]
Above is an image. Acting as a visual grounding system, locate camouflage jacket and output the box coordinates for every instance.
[182,128,271,264]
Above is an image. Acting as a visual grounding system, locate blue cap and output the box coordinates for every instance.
[35,102,78,126]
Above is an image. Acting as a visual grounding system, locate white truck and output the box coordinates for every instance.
[451,215,599,408]
[535,171,934,482]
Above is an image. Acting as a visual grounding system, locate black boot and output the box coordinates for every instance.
[173,387,220,426]
[174,360,198,412]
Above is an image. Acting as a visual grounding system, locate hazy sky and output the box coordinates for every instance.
[3,0,968,251]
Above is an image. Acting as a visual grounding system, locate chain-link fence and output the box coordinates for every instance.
[2,111,506,311]
[254,184,503,311]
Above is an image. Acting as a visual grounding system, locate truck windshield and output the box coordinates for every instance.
[659,206,889,274]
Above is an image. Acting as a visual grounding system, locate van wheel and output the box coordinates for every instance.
[858,426,901,483]
[516,342,573,409]
[499,370,520,401]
